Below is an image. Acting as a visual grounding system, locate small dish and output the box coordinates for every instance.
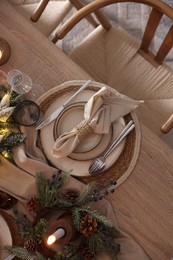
[53,102,112,161]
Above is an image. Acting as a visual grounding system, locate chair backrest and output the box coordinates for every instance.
[30,0,50,22]
[53,0,173,65]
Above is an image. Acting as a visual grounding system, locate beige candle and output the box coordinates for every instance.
[47,227,66,245]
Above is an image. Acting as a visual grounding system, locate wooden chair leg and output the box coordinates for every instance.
[30,0,50,22]
[161,113,173,133]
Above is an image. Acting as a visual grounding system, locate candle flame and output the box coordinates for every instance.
[47,235,56,245]
[0,50,2,59]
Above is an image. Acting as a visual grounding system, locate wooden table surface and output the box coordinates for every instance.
[1,1,173,259]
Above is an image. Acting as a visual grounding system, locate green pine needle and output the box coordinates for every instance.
[74,184,96,206]
[36,172,70,208]
[4,246,38,260]
[0,132,26,156]
[36,174,57,208]
[72,206,112,232]
[53,197,73,208]
[55,244,81,260]
[33,218,47,243]
[87,232,104,254]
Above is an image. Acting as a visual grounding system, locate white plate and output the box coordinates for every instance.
[53,102,113,161]
[40,88,126,177]
[0,213,12,260]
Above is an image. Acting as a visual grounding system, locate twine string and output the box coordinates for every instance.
[72,120,93,141]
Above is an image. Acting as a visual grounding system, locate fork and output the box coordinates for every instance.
[89,120,135,175]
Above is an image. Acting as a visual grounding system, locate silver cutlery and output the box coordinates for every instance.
[89,120,135,175]
[36,79,92,130]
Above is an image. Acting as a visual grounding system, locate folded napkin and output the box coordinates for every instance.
[52,87,142,158]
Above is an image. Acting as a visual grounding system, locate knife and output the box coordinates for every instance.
[36,79,92,130]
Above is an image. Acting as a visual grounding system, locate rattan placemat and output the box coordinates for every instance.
[37,80,141,188]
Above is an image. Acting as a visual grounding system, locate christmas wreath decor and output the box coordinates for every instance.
[4,171,120,259]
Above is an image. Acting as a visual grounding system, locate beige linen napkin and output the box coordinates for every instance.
[52,87,141,158]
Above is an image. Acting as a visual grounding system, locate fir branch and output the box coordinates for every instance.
[36,172,70,208]
[99,224,120,239]
[53,197,73,208]
[10,90,22,106]
[0,85,7,98]
[55,244,81,260]
[74,184,96,206]
[72,207,83,231]
[74,206,112,227]
[14,213,34,239]
[87,232,104,254]
[98,226,120,256]
[3,246,38,260]
[33,218,47,243]
[0,132,26,152]
[36,173,57,208]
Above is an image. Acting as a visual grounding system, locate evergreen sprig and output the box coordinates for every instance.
[3,246,46,260]
[36,172,70,208]
[87,232,104,254]
[14,212,34,239]
[72,206,112,231]
[9,90,22,106]
[33,218,47,243]
[14,211,47,243]
[74,184,96,206]
[55,244,81,260]
[0,132,26,157]
[0,132,26,148]
[0,85,7,98]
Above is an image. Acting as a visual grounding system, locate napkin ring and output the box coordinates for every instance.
[73,120,93,140]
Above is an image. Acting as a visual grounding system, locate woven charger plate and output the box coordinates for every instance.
[37,80,141,188]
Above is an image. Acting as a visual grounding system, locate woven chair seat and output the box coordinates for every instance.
[8,0,72,37]
[69,25,173,136]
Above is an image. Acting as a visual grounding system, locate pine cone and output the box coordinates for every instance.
[63,190,79,203]
[80,215,97,237]
[24,238,38,252]
[27,197,41,214]
[80,247,94,259]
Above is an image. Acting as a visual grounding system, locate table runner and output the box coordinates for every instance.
[0,71,149,259]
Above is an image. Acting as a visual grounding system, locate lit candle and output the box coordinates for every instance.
[47,227,66,245]
[0,38,11,65]
[0,50,3,59]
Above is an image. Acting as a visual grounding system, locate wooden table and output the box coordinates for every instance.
[1,1,173,259]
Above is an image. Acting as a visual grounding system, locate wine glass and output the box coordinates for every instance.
[7,69,32,94]
[7,69,45,101]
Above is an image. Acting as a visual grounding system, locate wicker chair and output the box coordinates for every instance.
[52,0,173,137]
[7,0,99,38]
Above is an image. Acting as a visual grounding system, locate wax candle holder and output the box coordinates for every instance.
[12,100,43,126]
[0,191,17,210]
[45,213,77,246]
[0,38,11,65]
